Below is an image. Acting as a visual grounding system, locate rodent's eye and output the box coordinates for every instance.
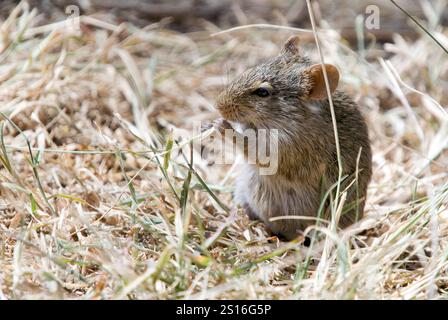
[252,87,270,97]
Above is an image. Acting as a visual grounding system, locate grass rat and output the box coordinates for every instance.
[211,35,372,240]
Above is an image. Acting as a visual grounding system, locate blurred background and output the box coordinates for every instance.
[1,0,447,42]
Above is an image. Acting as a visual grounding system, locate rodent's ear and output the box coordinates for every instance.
[307,64,339,100]
[281,35,300,56]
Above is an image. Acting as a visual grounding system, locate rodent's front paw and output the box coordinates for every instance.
[212,118,233,135]
[202,118,233,135]
[200,121,214,133]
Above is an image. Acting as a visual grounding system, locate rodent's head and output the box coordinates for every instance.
[215,36,340,126]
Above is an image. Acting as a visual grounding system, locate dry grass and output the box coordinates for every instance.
[0,1,447,299]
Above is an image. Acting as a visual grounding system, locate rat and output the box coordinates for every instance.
[209,35,372,240]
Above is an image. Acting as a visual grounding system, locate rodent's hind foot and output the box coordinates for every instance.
[265,228,290,242]
[267,231,311,245]
[303,236,311,247]
[242,203,259,221]
[264,223,311,243]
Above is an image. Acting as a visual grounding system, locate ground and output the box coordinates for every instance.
[0,1,447,299]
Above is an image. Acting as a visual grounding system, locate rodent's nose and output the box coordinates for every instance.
[215,100,237,121]
[215,101,228,112]
[215,94,229,113]
[215,101,228,117]
[215,93,227,110]
[215,91,241,121]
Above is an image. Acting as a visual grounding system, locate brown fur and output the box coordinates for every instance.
[213,36,372,240]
